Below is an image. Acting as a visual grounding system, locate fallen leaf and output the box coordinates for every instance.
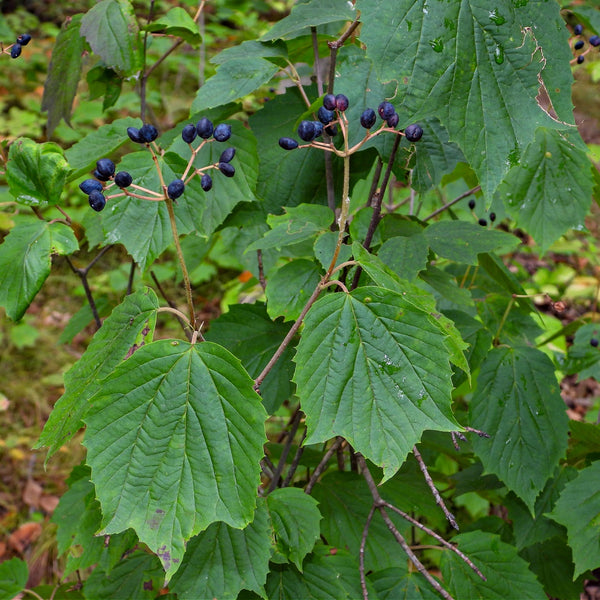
[8,522,42,553]
[23,480,42,509]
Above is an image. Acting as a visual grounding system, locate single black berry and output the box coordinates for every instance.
[10,44,21,59]
[468,199,476,210]
[219,162,235,177]
[213,123,232,142]
[312,121,324,138]
[577,55,585,64]
[489,212,496,222]
[323,94,336,110]
[96,158,115,178]
[386,113,399,128]
[139,123,159,143]
[360,108,377,129]
[574,24,583,36]
[325,124,338,136]
[335,94,349,111]
[591,338,599,348]
[298,120,316,142]
[574,40,585,50]
[88,190,106,212]
[318,106,335,124]
[279,137,299,150]
[127,127,143,143]
[196,117,214,139]
[201,173,213,191]
[94,169,110,182]
[478,218,488,227]
[167,179,185,200]
[219,147,236,163]
[378,101,395,120]
[79,179,104,194]
[590,35,600,47]
[114,171,133,188]
[182,124,197,144]
[16,33,31,46]
[404,124,424,142]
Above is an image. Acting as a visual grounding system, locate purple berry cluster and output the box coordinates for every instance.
[5,33,31,59]
[570,23,600,65]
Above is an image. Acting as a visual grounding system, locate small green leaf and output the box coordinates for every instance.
[41,14,85,136]
[204,303,296,414]
[146,7,201,47]
[261,0,356,41]
[84,340,267,579]
[36,287,159,459]
[7,138,71,207]
[313,231,353,271]
[424,221,519,265]
[470,346,569,511]
[266,488,321,570]
[497,128,594,252]
[192,58,279,112]
[0,558,28,600]
[170,501,271,600]
[370,568,440,600]
[378,234,429,281]
[550,460,600,578]
[0,221,78,321]
[295,287,458,480]
[80,0,142,75]
[440,532,546,599]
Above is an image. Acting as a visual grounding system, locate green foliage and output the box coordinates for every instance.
[1,0,599,598]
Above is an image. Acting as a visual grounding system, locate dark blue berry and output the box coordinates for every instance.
[325,124,338,136]
[96,158,115,178]
[577,55,585,64]
[386,113,399,128]
[478,218,487,227]
[378,101,395,120]
[574,24,583,36]
[574,40,585,50]
[591,338,599,348]
[182,124,197,144]
[279,137,299,150]
[114,171,133,188]
[213,123,232,142]
[201,173,213,191]
[298,120,316,142]
[404,124,424,142]
[318,106,335,124]
[16,33,31,46]
[139,123,158,143]
[167,179,185,200]
[127,127,143,143]
[94,169,110,182]
[591,35,600,47]
[323,94,336,110]
[196,117,214,139]
[218,162,235,177]
[219,147,236,163]
[468,199,476,210]
[312,121,324,138]
[10,44,21,59]
[489,212,496,222]
[335,94,349,111]
[360,108,377,129]
[88,190,106,212]
[79,179,104,194]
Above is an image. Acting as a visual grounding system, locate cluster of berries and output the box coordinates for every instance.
[279,93,423,152]
[79,118,236,211]
[468,198,496,227]
[571,23,600,65]
[5,33,31,59]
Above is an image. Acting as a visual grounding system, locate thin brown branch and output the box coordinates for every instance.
[424,186,481,222]
[305,437,345,494]
[267,410,302,493]
[327,15,361,90]
[257,249,266,292]
[281,428,307,487]
[360,504,376,600]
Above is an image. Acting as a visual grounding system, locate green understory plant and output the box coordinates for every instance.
[2,1,600,599]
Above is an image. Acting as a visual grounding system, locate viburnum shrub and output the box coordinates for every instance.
[1,1,600,599]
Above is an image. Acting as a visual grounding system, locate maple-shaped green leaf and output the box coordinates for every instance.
[146,7,201,47]
[294,286,458,480]
[266,488,321,570]
[80,0,142,75]
[550,460,600,578]
[41,14,85,136]
[359,0,561,197]
[170,501,271,600]
[7,138,71,207]
[36,287,158,459]
[497,128,593,251]
[0,221,78,321]
[53,464,137,576]
[205,303,295,414]
[470,346,569,511]
[0,558,28,600]
[84,339,267,579]
[440,532,546,599]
